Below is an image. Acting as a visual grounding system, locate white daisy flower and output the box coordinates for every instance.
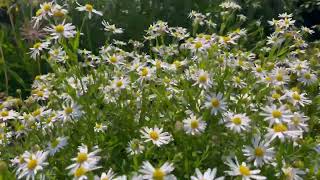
[225,157,266,180]
[94,123,108,133]
[191,168,225,180]
[47,137,68,156]
[60,100,83,122]
[288,112,309,131]
[183,114,207,135]
[17,150,49,180]
[66,144,101,174]
[298,71,317,86]
[76,3,103,19]
[192,70,213,89]
[232,76,247,89]
[139,161,176,180]
[0,109,19,122]
[137,66,155,83]
[260,105,292,126]
[271,67,289,86]
[29,41,50,60]
[140,126,172,147]
[126,139,145,155]
[105,54,124,67]
[281,166,305,180]
[265,123,302,142]
[44,20,76,39]
[102,20,124,34]
[204,93,227,115]
[242,136,275,167]
[111,77,129,91]
[224,112,251,133]
[283,90,311,107]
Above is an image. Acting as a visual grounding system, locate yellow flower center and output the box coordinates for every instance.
[1,111,8,117]
[272,110,282,118]
[85,4,93,12]
[116,81,123,87]
[43,3,51,11]
[32,109,41,117]
[190,119,199,129]
[102,177,109,180]
[256,67,263,72]
[36,90,44,97]
[173,61,181,68]
[74,166,87,177]
[194,42,203,49]
[53,10,65,17]
[239,165,251,176]
[27,159,38,170]
[55,25,65,33]
[153,168,165,180]
[235,76,241,83]
[276,74,283,81]
[273,123,288,132]
[292,93,301,101]
[33,42,42,49]
[272,93,281,99]
[198,75,208,83]
[211,98,220,108]
[110,56,118,63]
[265,76,272,82]
[292,117,300,125]
[36,9,43,16]
[156,61,162,69]
[304,73,311,79]
[141,68,149,77]
[51,139,60,148]
[232,117,242,125]
[149,131,159,141]
[64,107,73,114]
[254,147,264,157]
[223,36,231,42]
[76,153,88,163]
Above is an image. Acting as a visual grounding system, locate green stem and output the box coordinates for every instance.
[0,46,8,95]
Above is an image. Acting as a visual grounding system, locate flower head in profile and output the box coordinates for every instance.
[76,3,103,19]
[29,41,50,60]
[47,137,68,156]
[139,161,176,180]
[102,20,124,34]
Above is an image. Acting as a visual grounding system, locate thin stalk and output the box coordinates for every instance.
[0,46,9,95]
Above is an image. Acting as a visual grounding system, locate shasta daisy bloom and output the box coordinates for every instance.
[44,21,76,39]
[47,137,68,156]
[111,77,129,91]
[105,54,124,66]
[126,139,145,155]
[69,165,100,180]
[260,105,292,126]
[67,144,101,173]
[183,114,207,135]
[0,109,19,122]
[192,70,213,89]
[17,150,49,180]
[94,169,116,180]
[225,157,266,180]
[76,3,103,19]
[265,123,302,142]
[140,126,172,147]
[298,71,318,86]
[204,93,227,115]
[224,112,251,133]
[232,76,247,89]
[29,41,50,60]
[191,168,225,180]
[284,90,311,107]
[242,136,275,167]
[137,66,155,83]
[139,161,176,180]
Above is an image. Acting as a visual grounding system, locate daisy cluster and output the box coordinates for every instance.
[0,1,319,180]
